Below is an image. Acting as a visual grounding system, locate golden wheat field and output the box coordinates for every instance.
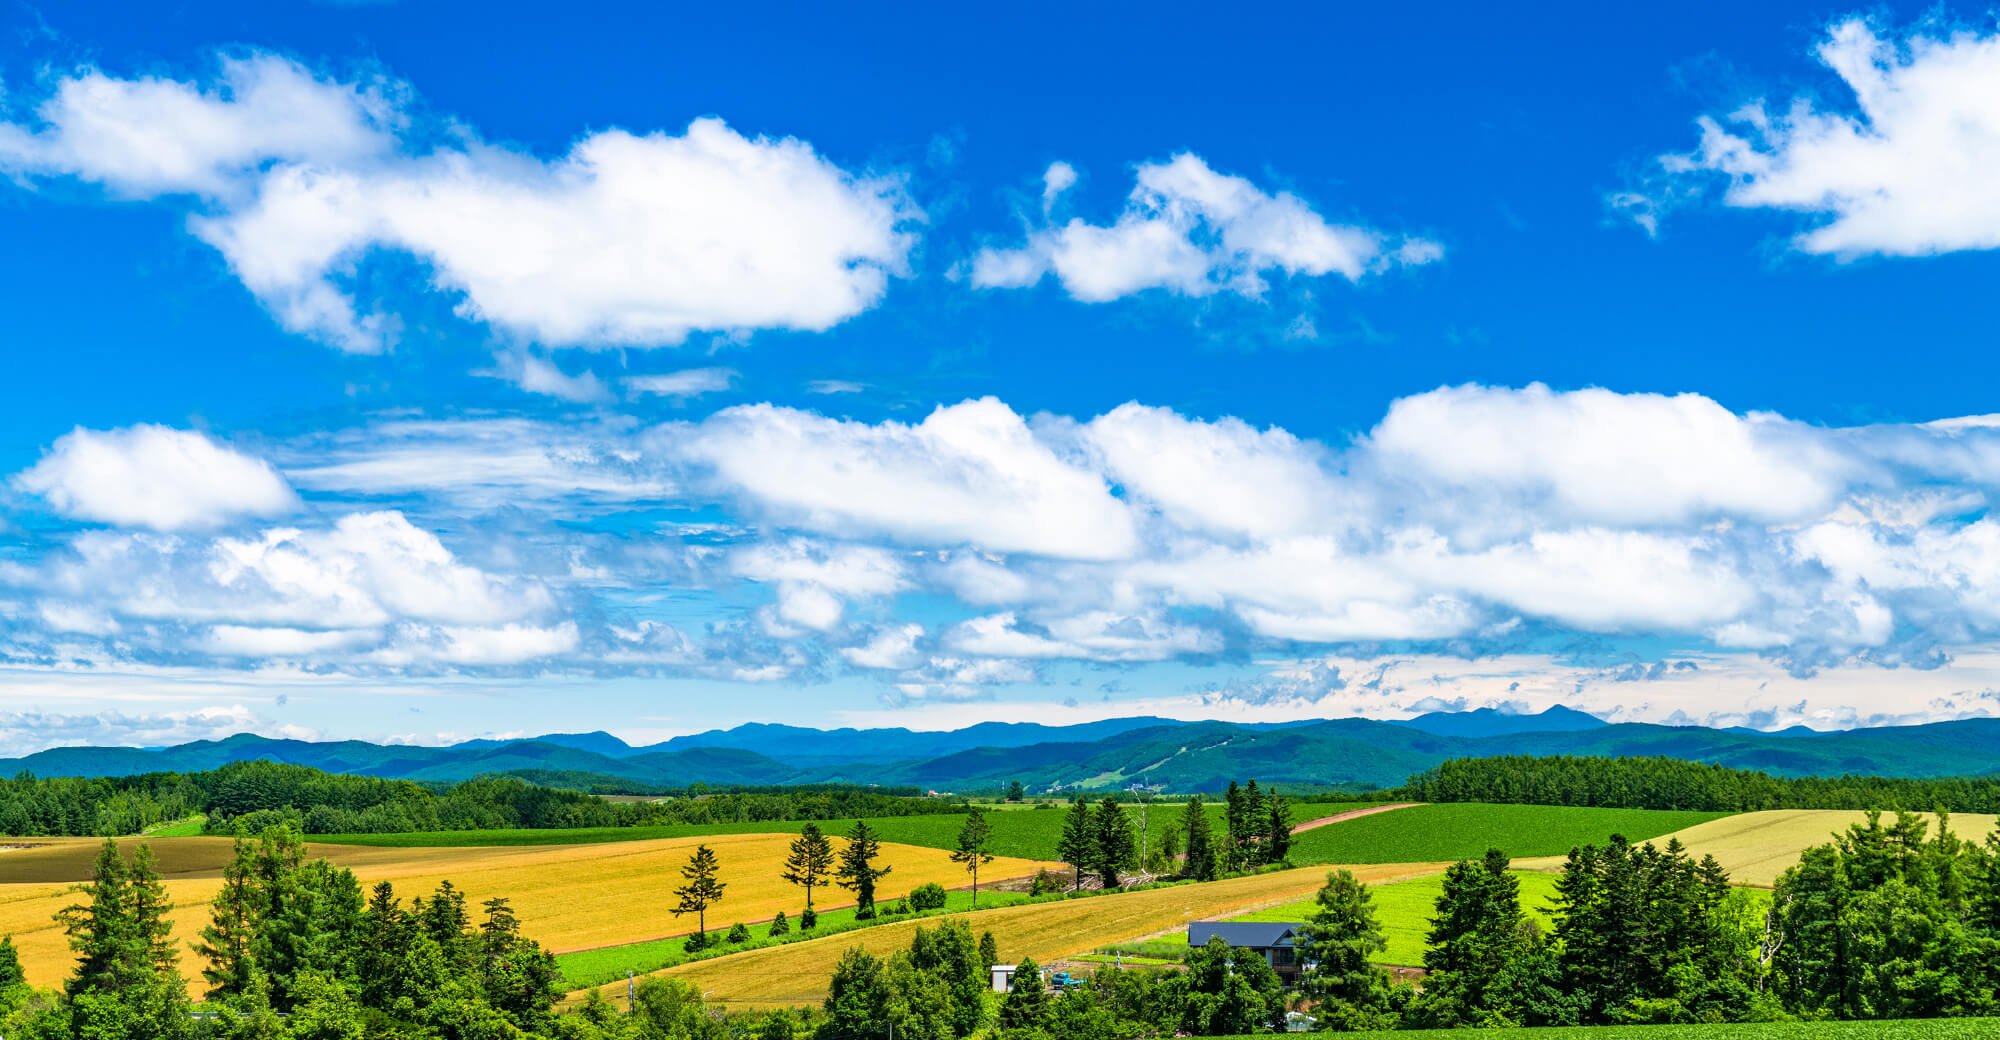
[1642,809,2000,887]
[0,833,1058,992]
[603,861,1450,1009]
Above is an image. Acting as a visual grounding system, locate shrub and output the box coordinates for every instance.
[908,882,948,911]
[768,910,790,937]
[684,931,707,953]
[1030,869,1062,896]
[726,922,752,944]
[801,908,818,930]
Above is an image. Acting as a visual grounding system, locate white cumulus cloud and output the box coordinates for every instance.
[0,54,919,354]
[15,425,299,531]
[1649,18,2000,256]
[972,153,1439,302]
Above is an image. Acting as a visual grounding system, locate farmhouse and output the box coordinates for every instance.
[1187,921,1307,982]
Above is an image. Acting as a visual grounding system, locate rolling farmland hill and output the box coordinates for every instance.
[1645,809,2000,886]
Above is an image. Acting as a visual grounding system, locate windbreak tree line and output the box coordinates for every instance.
[1396,753,2000,813]
[0,761,967,838]
[1053,780,1295,890]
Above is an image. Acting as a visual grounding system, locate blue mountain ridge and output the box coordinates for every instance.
[2,709,1996,790]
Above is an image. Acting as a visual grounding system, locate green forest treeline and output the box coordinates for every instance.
[1393,754,2000,813]
[0,763,962,838]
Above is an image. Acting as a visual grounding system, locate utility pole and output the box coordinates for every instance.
[1136,785,1149,874]
[627,970,634,1012]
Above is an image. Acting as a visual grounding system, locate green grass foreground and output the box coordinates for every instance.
[1215,1021,2000,1039]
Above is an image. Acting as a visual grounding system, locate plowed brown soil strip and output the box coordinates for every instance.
[1291,802,1420,832]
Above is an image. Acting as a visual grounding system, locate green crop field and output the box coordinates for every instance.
[312,801,1369,861]
[1288,804,1732,865]
[142,815,208,837]
[1218,1020,2000,1039]
[556,887,1032,989]
[1216,869,1564,965]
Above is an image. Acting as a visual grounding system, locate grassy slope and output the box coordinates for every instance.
[1649,810,2000,886]
[1289,804,1731,864]
[1217,1021,2000,1039]
[1221,870,1564,966]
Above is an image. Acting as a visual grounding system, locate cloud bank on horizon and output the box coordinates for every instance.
[4,9,2000,752]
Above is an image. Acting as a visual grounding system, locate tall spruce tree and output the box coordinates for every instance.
[1265,794,1295,864]
[1417,848,1526,1025]
[58,839,138,996]
[1222,781,1245,870]
[1183,795,1218,881]
[1241,780,1266,866]
[950,807,996,907]
[194,832,259,999]
[836,820,892,918]
[1092,797,1137,889]
[673,844,728,947]
[1056,796,1093,891]
[781,822,835,915]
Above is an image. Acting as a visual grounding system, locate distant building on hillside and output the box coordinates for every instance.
[1187,921,1307,983]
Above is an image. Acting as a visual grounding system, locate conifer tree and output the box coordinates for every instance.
[950,807,996,907]
[127,841,178,978]
[997,955,1048,1031]
[1183,795,1218,881]
[195,832,259,999]
[781,822,835,915]
[673,844,728,947]
[836,820,892,918]
[1298,868,1394,1018]
[1265,794,1295,864]
[1056,796,1093,891]
[58,838,136,996]
[1091,797,1137,889]
[0,935,23,993]
[1241,780,1266,865]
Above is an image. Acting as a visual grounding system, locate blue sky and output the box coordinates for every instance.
[4,0,2000,752]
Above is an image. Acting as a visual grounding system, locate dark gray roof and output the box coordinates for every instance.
[1188,921,1304,949]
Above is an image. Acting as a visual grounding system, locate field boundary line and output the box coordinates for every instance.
[1291,802,1421,833]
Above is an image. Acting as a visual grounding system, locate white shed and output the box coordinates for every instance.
[989,964,1019,992]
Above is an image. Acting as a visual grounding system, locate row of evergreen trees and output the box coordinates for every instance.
[1052,780,1295,889]
[0,759,965,839]
[1395,753,2000,813]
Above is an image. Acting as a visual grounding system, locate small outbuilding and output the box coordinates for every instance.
[1187,921,1308,982]
[989,964,1019,992]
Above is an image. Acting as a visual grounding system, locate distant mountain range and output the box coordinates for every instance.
[5,707,1999,791]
